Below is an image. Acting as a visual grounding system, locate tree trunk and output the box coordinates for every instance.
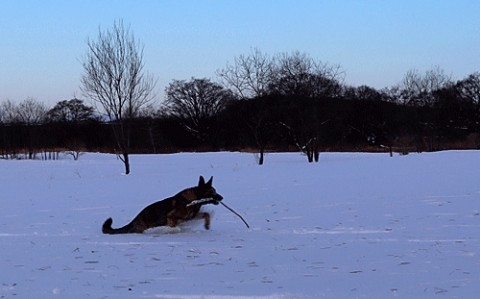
[306,149,314,163]
[314,150,320,162]
[122,153,130,175]
[258,147,265,165]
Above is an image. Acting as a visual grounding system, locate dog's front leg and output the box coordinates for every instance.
[203,212,210,230]
[167,216,178,227]
[167,210,179,228]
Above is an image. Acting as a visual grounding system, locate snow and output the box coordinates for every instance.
[1,151,479,298]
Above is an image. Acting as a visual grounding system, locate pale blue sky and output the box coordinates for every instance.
[1,0,479,106]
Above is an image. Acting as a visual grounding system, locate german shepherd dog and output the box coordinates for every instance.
[102,176,223,234]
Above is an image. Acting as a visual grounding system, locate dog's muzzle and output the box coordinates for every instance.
[212,194,223,205]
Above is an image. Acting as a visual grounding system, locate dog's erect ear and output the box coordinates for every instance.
[198,176,206,187]
[206,176,213,187]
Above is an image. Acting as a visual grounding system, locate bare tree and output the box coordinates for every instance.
[81,20,156,174]
[16,97,47,125]
[456,72,480,106]
[0,100,20,124]
[217,48,275,99]
[8,98,48,159]
[46,99,97,159]
[233,98,276,165]
[165,78,233,141]
[454,72,480,131]
[218,50,343,99]
[269,51,344,98]
[46,98,96,122]
[399,66,452,106]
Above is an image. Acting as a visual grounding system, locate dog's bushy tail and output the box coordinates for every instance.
[102,218,135,234]
[102,218,115,234]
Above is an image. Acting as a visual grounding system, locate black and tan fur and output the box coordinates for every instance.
[102,176,223,234]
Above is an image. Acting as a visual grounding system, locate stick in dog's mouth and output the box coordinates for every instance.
[186,197,217,207]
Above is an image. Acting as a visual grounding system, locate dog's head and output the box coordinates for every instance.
[195,175,223,205]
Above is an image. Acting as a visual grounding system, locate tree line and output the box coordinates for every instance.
[2,21,480,171]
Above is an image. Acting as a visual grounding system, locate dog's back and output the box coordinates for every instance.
[102,196,176,234]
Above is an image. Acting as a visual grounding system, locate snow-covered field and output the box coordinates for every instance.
[1,151,479,298]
